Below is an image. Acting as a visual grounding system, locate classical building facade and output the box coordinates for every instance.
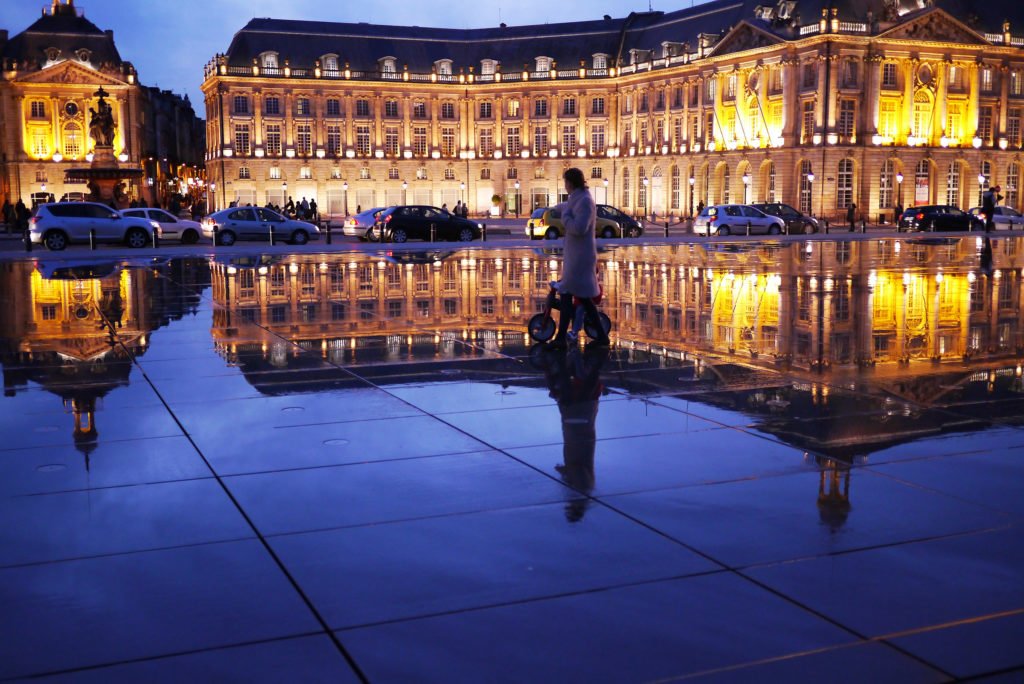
[0,0,204,206]
[202,0,1024,221]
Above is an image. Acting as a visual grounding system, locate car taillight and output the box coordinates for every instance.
[384,215,392,223]
[30,216,40,225]
[708,215,716,223]
[916,213,924,220]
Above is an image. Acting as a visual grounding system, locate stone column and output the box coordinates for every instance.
[903,59,916,144]
[967,61,980,139]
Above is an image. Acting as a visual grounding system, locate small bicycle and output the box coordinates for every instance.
[528,281,612,343]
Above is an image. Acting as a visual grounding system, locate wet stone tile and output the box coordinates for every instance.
[889,611,1024,680]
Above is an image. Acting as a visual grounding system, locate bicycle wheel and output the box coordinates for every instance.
[584,312,612,340]
[528,313,556,342]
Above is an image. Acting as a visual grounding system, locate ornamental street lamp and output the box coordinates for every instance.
[978,173,987,209]
[806,172,815,216]
[603,177,609,204]
[343,181,349,216]
[895,171,904,212]
[402,180,408,205]
[688,176,696,216]
[642,176,650,220]
[741,172,752,204]
[514,180,521,218]
[460,181,466,209]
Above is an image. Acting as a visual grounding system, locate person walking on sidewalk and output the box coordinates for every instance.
[547,167,610,349]
[847,203,857,231]
[2,199,13,234]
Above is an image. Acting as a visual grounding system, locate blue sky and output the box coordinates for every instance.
[2,0,698,115]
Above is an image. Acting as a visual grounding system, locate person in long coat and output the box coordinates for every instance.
[550,168,609,348]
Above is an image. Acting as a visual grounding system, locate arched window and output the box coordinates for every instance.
[912,91,932,141]
[380,57,397,74]
[945,162,961,207]
[535,56,552,73]
[622,168,631,207]
[638,167,648,209]
[480,59,497,76]
[259,52,279,71]
[879,159,894,208]
[916,160,931,205]
[592,54,608,70]
[63,123,82,159]
[670,166,680,210]
[321,54,339,73]
[435,59,453,76]
[747,97,761,141]
[837,159,854,209]
[799,161,813,214]
[1006,163,1020,209]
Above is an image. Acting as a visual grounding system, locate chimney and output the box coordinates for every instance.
[105,29,114,39]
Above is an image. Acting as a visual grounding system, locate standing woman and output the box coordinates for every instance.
[550,168,610,348]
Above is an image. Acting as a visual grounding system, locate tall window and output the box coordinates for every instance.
[384,100,399,118]
[299,167,312,180]
[296,98,311,116]
[322,55,339,73]
[418,167,429,180]
[623,122,633,148]
[266,124,281,156]
[507,99,520,117]
[385,127,400,156]
[327,125,342,155]
[356,125,371,155]
[912,91,932,140]
[533,126,548,156]
[63,123,82,159]
[506,127,521,156]
[802,63,817,89]
[945,162,960,207]
[355,99,370,117]
[233,95,249,114]
[1011,71,1023,97]
[838,100,855,138]
[413,127,428,156]
[879,100,898,138]
[981,67,994,93]
[1008,108,1021,147]
[388,167,400,180]
[720,166,730,204]
[946,102,963,140]
[592,97,605,115]
[916,160,930,205]
[1006,163,1020,209]
[591,125,606,155]
[327,98,343,116]
[32,130,48,158]
[842,60,859,87]
[479,101,492,119]
[441,102,456,119]
[979,106,994,143]
[479,129,494,157]
[640,91,650,111]
[441,127,456,156]
[413,101,427,118]
[234,124,251,156]
[269,166,281,180]
[535,98,548,117]
[879,159,894,208]
[593,54,607,70]
[265,96,280,115]
[882,63,898,88]
[562,125,577,156]
[801,101,815,144]
[295,124,312,155]
[563,98,576,116]
[670,166,680,210]
[799,161,813,214]
[444,168,456,180]
[238,167,250,179]
[837,159,854,209]
[622,169,631,207]
[725,74,737,100]
[30,101,46,118]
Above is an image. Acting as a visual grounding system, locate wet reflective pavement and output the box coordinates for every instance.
[1,237,1022,682]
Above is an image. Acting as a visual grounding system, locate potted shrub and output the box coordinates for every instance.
[490,193,502,217]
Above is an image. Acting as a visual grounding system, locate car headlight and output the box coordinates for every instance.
[150,221,161,231]
[478,223,484,229]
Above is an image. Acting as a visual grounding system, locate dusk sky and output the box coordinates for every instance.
[2,0,706,116]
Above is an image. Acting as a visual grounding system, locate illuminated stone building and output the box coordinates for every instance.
[203,1,1024,220]
[0,0,204,206]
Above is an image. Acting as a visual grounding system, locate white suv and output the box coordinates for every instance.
[30,202,158,251]
[693,204,786,236]
[122,207,203,244]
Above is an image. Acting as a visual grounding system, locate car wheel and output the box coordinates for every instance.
[217,230,236,246]
[181,229,199,245]
[768,225,781,235]
[458,227,475,242]
[290,230,309,245]
[528,313,556,342]
[125,227,149,249]
[367,226,380,242]
[391,228,408,243]
[601,226,615,239]
[717,225,731,236]
[545,227,559,240]
[803,222,815,234]
[43,230,68,251]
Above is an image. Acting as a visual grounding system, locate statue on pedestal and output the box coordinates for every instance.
[88,87,115,147]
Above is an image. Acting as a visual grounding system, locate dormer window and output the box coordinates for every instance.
[75,48,91,63]
[321,54,339,73]
[629,49,651,65]
[260,52,279,71]
[592,54,608,70]
[535,56,551,73]
[435,59,453,75]
[380,56,397,74]
[44,47,61,63]
[481,59,497,76]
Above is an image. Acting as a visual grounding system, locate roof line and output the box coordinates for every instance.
[237,27,623,44]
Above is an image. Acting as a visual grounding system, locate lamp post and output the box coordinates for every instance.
[741,172,752,204]
[806,172,815,216]
[895,171,904,212]
[977,173,986,210]
[460,181,466,211]
[402,180,408,205]
[642,176,650,220]
[514,180,520,218]
[688,176,695,216]
[209,182,215,213]
[603,177,609,205]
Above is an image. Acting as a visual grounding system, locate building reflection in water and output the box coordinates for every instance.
[0,259,209,467]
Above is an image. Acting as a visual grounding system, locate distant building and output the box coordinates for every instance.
[0,0,204,206]
[203,0,1023,220]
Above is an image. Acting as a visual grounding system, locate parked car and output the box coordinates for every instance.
[201,207,321,245]
[597,205,644,237]
[750,203,819,234]
[901,205,984,232]
[341,206,389,241]
[122,207,203,244]
[968,206,1024,229]
[526,205,619,240]
[692,204,786,236]
[378,206,481,242]
[29,202,158,251]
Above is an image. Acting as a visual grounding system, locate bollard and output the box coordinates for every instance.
[482,223,487,242]
[430,223,436,242]
[664,221,669,238]
[862,219,867,234]
[24,228,32,252]
[269,224,275,246]
[746,220,751,236]
[824,220,829,235]
[152,228,160,249]
[325,222,332,245]
[89,228,96,250]
[212,225,219,247]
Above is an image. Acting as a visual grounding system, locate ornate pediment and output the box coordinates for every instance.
[880,8,988,45]
[17,60,128,87]
[708,22,784,58]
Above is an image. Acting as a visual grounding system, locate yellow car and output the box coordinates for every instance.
[525,206,635,240]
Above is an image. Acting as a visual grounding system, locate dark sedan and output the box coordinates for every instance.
[901,205,984,232]
[750,203,819,234]
[378,206,481,242]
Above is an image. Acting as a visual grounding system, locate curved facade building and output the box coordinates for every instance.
[202,0,1024,221]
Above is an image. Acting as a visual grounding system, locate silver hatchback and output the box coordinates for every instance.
[693,204,786,236]
[201,207,321,246]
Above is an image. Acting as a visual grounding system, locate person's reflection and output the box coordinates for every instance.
[980,235,994,274]
[538,345,608,522]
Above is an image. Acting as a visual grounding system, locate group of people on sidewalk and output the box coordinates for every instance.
[1,199,31,235]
